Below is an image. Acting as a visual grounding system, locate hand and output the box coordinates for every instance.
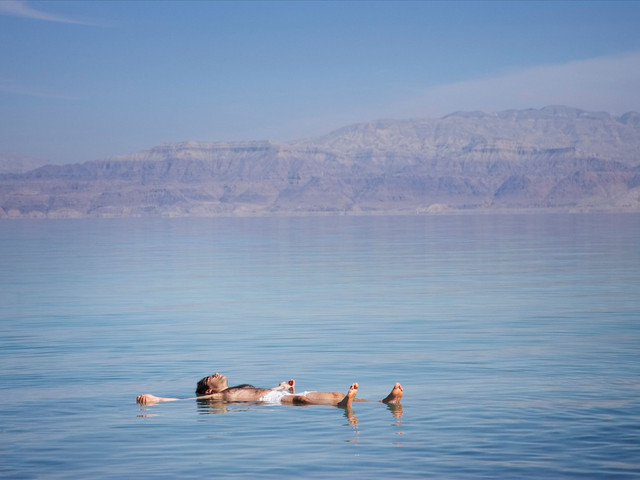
[136,394,161,405]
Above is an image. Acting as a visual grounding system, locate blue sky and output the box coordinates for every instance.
[1,0,640,164]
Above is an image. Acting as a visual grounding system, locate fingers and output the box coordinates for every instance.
[136,394,157,405]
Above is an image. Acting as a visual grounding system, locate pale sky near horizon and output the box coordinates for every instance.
[1,0,640,164]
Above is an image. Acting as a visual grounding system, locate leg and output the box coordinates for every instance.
[280,394,312,405]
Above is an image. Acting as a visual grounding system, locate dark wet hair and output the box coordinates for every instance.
[195,377,210,395]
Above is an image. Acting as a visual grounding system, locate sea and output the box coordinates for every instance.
[1,213,639,479]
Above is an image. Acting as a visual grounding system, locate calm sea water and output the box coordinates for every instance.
[1,214,639,479]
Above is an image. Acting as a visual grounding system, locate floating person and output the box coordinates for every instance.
[136,374,354,406]
[136,372,403,408]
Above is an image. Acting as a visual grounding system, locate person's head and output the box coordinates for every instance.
[195,372,228,395]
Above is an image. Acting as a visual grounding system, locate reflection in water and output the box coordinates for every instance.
[137,386,405,447]
[387,404,404,445]
[343,406,360,443]
[387,403,403,425]
[191,393,405,446]
[343,407,358,429]
[136,412,159,418]
[195,398,271,414]
[194,397,402,433]
[196,398,232,414]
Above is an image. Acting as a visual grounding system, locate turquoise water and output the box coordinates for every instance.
[1,214,639,478]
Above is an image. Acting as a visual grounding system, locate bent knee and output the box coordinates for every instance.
[282,395,311,405]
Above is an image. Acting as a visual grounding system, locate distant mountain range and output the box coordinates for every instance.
[1,106,639,218]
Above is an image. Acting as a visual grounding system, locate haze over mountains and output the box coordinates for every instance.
[1,106,639,218]
[0,153,48,175]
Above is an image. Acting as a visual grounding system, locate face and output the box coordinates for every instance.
[196,372,229,395]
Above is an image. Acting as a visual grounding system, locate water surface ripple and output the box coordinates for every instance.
[1,214,639,478]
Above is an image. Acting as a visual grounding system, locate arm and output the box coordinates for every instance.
[276,379,295,393]
[136,391,226,405]
[136,394,180,405]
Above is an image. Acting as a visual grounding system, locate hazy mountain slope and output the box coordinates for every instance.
[300,106,639,164]
[0,153,48,174]
[1,106,638,218]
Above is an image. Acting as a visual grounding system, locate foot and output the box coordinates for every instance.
[337,382,358,408]
[381,382,403,404]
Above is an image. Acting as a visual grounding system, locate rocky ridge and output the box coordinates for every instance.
[1,106,639,218]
